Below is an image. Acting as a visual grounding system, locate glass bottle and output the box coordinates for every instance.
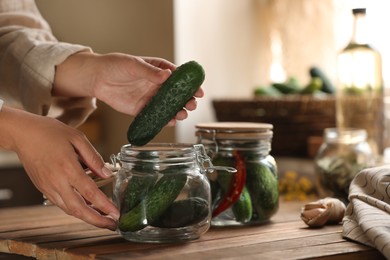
[112,143,215,243]
[196,122,279,226]
[315,128,375,204]
[336,8,384,158]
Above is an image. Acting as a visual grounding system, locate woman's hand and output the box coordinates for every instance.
[53,52,204,125]
[0,106,119,231]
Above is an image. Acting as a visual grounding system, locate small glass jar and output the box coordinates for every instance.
[112,143,216,243]
[315,128,375,203]
[196,122,279,226]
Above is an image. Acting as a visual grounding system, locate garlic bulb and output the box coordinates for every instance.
[300,197,346,228]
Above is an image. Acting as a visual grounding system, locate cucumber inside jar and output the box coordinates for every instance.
[210,154,279,224]
[246,160,279,221]
[118,171,210,232]
[118,173,188,232]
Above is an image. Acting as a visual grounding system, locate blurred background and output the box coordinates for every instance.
[1,0,389,206]
[35,0,390,156]
[36,0,176,159]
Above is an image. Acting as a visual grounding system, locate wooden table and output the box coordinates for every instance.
[0,200,385,260]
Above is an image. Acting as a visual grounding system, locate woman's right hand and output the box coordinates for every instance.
[0,106,119,231]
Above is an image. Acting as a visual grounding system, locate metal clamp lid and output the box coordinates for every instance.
[193,144,236,175]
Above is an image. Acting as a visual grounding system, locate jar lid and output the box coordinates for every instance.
[117,143,201,162]
[195,122,273,140]
[324,128,367,144]
[352,8,366,15]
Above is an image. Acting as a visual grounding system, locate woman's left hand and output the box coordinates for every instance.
[53,52,204,125]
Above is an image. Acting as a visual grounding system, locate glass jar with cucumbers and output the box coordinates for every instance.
[112,143,234,243]
[196,122,279,226]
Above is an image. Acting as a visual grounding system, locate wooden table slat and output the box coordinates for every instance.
[0,215,83,233]
[0,205,60,221]
[0,222,95,240]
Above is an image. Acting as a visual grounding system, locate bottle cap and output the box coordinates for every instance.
[352,8,366,15]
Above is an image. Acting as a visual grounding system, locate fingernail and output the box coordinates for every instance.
[163,68,172,74]
[101,166,112,177]
[107,222,117,231]
[159,68,172,78]
[109,211,120,221]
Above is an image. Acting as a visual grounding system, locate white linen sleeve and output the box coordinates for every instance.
[0,0,96,127]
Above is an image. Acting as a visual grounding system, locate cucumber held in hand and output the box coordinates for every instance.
[127,61,205,146]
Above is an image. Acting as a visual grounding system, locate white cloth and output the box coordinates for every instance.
[0,0,95,127]
[342,165,390,259]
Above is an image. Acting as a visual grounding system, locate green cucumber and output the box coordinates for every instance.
[118,174,187,232]
[120,174,158,214]
[151,197,209,228]
[254,86,282,97]
[271,77,300,94]
[299,77,323,95]
[209,179,221,205]
[231,186,252,223]
[127,61,205,146]
[309,66,335,94]
[246,162,279,221]
[212,156,253,223]
[120,152,159,214]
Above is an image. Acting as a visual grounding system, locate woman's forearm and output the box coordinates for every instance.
[53,51,97,98]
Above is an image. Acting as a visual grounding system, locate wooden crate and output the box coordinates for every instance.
[212,96,336,157]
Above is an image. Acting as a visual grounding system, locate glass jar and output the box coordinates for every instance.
[112,143,218,243]
[196,122,279,226]
[315,128,375,204]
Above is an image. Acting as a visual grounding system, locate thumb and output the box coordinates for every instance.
[136,59,172,85]
[72,137,112,179]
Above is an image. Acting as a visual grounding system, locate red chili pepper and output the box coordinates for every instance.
[212,151,246,217]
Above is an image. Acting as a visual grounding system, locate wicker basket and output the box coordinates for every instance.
[212,95,336,157]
